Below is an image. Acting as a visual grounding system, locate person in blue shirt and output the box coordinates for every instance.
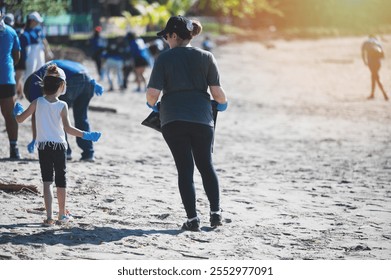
[102,37,125,91]
[202,35,214,52]
[24,59,104,161]
[16,11,53,98]
[0,10,21,159]
[89,26,106,80]
[125,31,151,92]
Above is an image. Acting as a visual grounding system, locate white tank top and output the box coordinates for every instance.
[35,97,68,150]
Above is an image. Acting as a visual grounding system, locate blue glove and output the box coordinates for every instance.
[211,100,228,112]
[91,79,104,96]
[13,102,25,116]
[27,139,36,153]
[146,101,160,113]
[82,131,102,142]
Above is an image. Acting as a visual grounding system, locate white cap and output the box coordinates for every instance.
[45,67,66,81]
[4,13,15,26]
[57,68,66,81]
[28,11,43,23]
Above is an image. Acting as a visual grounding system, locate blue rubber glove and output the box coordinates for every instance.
[13,102,25,116]
[82,131,102,142]
[91,79,104,96]
[27,139,36,153]
[211,100,228,112]
[146,101,160,113]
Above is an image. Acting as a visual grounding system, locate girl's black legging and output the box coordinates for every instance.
[162,121,220,219]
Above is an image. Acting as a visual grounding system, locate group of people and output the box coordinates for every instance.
[2,12,228,231]
[1,11,102,161]
[1,11,104,225]
[4,12,388,232]
[1,10,53,160]
[90,27,160,92]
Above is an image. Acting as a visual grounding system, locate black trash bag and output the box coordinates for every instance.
[141,111,162,132]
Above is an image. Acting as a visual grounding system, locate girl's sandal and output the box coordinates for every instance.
[43,218,56,227]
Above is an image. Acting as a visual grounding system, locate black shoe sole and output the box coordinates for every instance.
[210,222,223,228]
[210,214,223,227]
[181,222,200,232]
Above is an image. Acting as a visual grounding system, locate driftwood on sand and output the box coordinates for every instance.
[0,183,39,194]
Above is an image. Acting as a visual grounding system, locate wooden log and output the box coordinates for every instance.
[0,183,39,194]
[89,105,117,113]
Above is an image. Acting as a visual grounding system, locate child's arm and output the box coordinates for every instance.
[61,103,84,138]
[15,100,37,123]
[61,103,102,141]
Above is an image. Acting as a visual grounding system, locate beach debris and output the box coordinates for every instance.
[190,238,210,243]
[0,183,39,194]
[156,213,170,220]
[89,105,117,113]
[180,252,209,259]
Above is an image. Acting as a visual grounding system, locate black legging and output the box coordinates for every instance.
[162,121,220,219]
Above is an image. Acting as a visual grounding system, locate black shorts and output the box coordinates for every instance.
[135,56,149,68]
[38,144,67,187]
[15,59,26,70]
[0,84,16,99]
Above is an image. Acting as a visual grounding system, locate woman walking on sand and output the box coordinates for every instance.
[146,16,228,231]
[14,64,101,226]
[361,35,389,101]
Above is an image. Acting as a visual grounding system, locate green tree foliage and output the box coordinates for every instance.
[198,0,282,18]
[273,0,391,32]
[121,0,196,30]
[160,0,196,16]
[195,0,391,34]
[5,0,67,16]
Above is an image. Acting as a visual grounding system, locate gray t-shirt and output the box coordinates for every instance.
[148,46,221,127]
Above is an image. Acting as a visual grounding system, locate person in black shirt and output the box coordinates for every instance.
[146,16,228,231]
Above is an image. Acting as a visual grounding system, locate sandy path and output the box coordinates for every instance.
[1,35,390,260]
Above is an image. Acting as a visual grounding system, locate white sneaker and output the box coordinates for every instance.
[57,214,73,225]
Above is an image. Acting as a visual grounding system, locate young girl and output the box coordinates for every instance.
[14,64,101,226]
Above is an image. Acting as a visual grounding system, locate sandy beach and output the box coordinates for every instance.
[1,35,390,260]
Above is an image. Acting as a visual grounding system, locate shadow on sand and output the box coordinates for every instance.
[0,158,39,162]
[0,223,181,246]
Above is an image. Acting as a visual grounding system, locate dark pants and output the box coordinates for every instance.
[60,74,94,159]
[93,50,103,78]
[162,121,220,219]
[38,144,67,187]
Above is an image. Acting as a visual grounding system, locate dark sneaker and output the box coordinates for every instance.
[210,213,223,227]
[10,147,21,160]
[80,156,95,162]
[181,218,200,232]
